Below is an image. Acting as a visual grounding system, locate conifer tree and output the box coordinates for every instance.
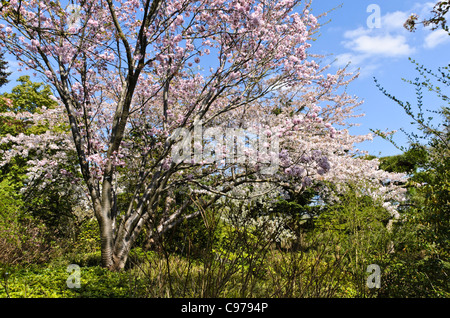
[0,50,10,88]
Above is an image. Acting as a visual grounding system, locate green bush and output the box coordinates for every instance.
[0,263,145,298]
[0,179,53,265]
[67,218,101,264]
[312,186,393,297]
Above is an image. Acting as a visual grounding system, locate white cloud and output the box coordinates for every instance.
[345,33,414,57]
[343,27,370,39]
[424,28,450,49]
[5,59,19,72]
[341,23,414,59]
[336,4,428,72]
[334,52,367,67]
[413,2,438,17]
[333,53,381,79]
[332,2,449,77]
[382,11,409,31]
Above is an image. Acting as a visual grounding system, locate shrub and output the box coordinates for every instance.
[0,179,53,265]
[0,263,143,298]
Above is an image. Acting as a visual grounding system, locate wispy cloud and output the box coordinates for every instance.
[5,59,19,72]
[335,2,450,76]
[424,29,450,49]
[334,27,413,77]
[342,29,414,58]
[382,11,410,30]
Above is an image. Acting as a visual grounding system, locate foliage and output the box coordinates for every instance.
[0,263,142,298]
[0,75,57,113]
[373,59,449,297]
[70,218,101,259]
[312,185,393,297]
[0,178,53,265]
[379,144,429,175]
[127,218,350,298]
[0,75,57,138]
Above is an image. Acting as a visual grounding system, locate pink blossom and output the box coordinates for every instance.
[68,26,78,34]
[174,15,184,26]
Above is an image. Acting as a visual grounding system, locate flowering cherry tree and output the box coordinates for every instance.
[0,0,406,270]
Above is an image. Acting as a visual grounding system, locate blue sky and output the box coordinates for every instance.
[2,0,448,158]
[310,0,450,157]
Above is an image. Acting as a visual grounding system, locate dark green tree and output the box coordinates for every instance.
[0,49,10,88]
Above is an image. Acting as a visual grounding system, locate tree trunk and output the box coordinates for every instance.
[112,235,134,271]
[111,217,143,271]
[99,217,115,269]
[96,206,133,271]
[112,199,152,270]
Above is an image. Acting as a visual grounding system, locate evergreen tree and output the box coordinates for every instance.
[0,50,11,88]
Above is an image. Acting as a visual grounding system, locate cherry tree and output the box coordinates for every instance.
[0,0,406,270]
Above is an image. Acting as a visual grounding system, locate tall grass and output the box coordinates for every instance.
[125,210,354,298]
